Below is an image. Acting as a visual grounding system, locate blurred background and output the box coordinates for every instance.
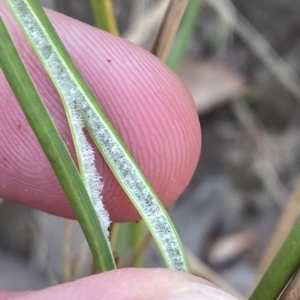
[2,0,300,298]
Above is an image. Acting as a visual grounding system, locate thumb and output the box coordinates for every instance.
[0,268,237,300]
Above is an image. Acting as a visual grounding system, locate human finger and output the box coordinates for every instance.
[0,268,236,300]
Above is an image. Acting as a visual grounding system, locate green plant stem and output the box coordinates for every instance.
[0,17,116,272]
[90,0,119,34]
[249,220,300,300]
[129,221,145,267]
[114,222,145,268]
[166,0,205,72]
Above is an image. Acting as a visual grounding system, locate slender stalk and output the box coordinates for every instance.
[114,222,146,268]
[167,0,205,72]
[0,17,116,272]
[5,0,189,272]
[249,220,300,300]
[151,0,189,62]
[89,0,119,34]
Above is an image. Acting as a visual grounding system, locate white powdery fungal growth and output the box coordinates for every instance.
[71,108,110,237]
[9,0,187,271]
[87,121,186,270]
[9,0,110,238]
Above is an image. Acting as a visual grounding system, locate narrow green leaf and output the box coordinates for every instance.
[90,0,119,34]
[249,220,300,300]
[167,0,205,72]
[5,0,190,271]
[114,222,146,268]
[0,16,116,272]
[127,221,146,267]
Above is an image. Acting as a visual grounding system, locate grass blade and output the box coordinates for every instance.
[249,220,300,300]
[167,0,205,72]
[0,16,116,272]
[89,0,119,34]
[5,0,190,272]
[113,222,146,268]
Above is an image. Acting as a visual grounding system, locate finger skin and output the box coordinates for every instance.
[0,269,236,300]
[0,3,201,222]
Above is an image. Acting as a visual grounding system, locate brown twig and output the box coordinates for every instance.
[124,0,169,45]
[151,0,189,61]
[62,219,74,282]
[206,0,300,102]
[232,100,288,206]
[186,248,246,300]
